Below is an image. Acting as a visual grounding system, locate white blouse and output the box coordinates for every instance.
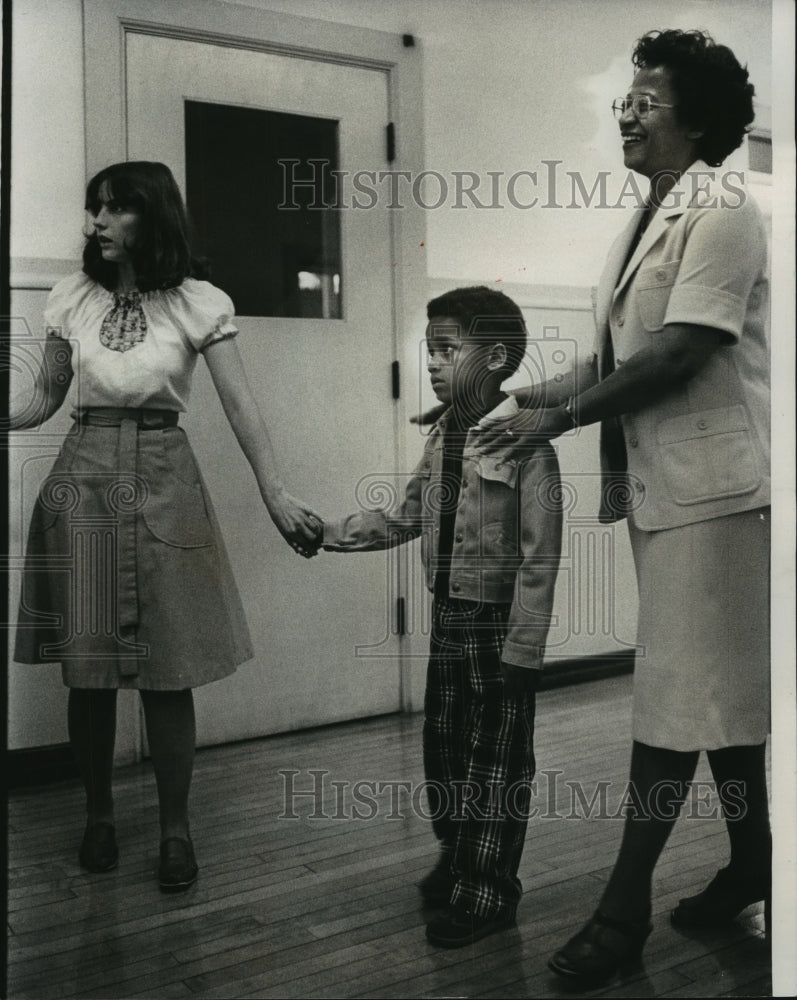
[45,271,238,411]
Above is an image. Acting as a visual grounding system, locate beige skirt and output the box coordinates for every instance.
[629,507,770,751]
[14,416,253,689]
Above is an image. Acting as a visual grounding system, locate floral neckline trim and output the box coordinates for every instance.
[99,291,147,353]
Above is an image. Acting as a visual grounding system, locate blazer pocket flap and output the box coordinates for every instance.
[637,259,680,290]
[657,405,750,445]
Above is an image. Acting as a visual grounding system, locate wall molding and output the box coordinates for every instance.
[11,257,81,291]
[428,277,595,313]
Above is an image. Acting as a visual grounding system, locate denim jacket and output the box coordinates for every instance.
[323,396,562,670]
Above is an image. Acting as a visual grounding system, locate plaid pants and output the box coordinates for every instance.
[423,597,537,917]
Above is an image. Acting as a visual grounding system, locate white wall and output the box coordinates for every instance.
[220,0,772,287]
[10,0,86,263]
[8,0,776,748]
[12,0,774,279]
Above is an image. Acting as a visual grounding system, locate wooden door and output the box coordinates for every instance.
[126,33,402,744]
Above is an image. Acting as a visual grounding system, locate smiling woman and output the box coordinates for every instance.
[476,29,770,988]
[615,66,702,198]
[543,30,771,987]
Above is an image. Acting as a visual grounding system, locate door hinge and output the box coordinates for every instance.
[391,360,400,399]
[386,122,396,163]
[395,596,406,636]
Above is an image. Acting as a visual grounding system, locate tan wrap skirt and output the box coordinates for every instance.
[14,408,253,689]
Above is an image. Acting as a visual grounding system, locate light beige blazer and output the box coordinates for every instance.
[593,161,770,530]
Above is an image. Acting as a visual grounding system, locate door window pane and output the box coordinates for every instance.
[185,100,342,318]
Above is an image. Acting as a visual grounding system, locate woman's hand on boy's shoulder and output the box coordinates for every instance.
[478,404,573,453]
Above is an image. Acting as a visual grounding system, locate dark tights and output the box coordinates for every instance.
[599,740,770,921]
[68,688,196,840]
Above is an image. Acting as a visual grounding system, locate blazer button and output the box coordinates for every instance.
[455,533,463,543]
[616,315,625,326]
[697,419,708,430]
[451,583,461,593]
[656,268,667,281]
[629,437,639,447]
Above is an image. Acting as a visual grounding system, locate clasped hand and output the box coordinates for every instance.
[266,490,323,558]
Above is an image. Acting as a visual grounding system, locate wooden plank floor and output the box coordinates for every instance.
[7,675,770,999]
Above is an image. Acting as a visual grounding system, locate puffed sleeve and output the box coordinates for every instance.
[662,196,768,344]
[172,279,239,352]
[43,271,94,339]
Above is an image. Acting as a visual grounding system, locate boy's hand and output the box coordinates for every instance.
[500,662,541,697]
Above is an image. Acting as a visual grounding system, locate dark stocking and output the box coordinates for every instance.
[599,740,699,922]
[707,743,771,879]
[67,688,118,825]
[139,689,196,840]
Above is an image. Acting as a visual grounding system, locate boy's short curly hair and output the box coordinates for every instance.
[426,285,527,377]
[632,29,755,167]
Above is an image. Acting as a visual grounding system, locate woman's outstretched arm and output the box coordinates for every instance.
[203,336,321,556]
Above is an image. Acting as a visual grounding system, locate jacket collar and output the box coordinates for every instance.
[435,393,518,434]
[433,395,521,458]
[611,159,719,300]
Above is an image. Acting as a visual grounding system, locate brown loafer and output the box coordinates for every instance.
[548,909,652,988]
[159,836,198,892]
[79,821,119,873]
[670,865,770,935]
[426,902,516,948]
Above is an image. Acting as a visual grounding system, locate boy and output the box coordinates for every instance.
[323,286,562,947]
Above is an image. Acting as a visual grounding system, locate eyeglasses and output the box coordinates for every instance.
[611,95,676,119]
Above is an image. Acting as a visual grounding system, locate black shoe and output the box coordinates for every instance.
[548,909,652,988]
[425,902,516,948]
[670,865,770,932]
[78,821,119,873]
[159,836,198,892]
[418,855,454,907]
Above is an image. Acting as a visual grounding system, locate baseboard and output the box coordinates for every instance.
[7,652,635,787]
[6,744,78,789]
[539,649,636,690]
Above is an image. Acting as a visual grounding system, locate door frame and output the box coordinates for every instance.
[83,1,426,423]
[82,0,428,751]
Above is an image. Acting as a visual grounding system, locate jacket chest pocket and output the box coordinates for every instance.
[472,456,519,553]
[472,455,518,489]
[635,259,680,332]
